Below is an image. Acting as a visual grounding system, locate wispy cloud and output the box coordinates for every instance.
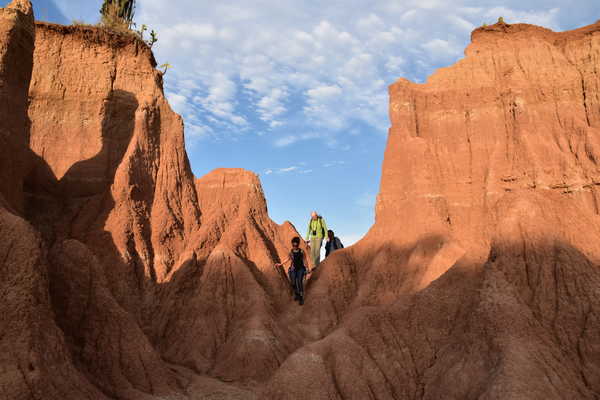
[263,165,313,175]
[324,161,346,168]
[136,0,575,147]
[274,135,299,147]
[356,192,376,208]
[197,72,247,126]
[273,132,321,148]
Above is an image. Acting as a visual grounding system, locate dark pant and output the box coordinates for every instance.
[289,267,306,298]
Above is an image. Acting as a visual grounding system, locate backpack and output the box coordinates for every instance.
[310,216,325,237]
[318,217,325,237]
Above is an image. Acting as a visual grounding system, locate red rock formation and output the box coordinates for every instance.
[263,20,600,399]
[0,0,33,213]
[152,168,305,382]
[4,1,600,397]
[23,21,200,399]
[0,2,106,399]
[18,12,303,399]
[28,21,201,291]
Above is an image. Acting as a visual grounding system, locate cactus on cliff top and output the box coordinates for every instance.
[100,0,135,27]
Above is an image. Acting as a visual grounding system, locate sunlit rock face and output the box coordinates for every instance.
[2,2,300,397]
[2,2,600,397]
[263,20,600,399]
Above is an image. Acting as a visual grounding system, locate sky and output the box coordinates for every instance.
[9,0,600,247]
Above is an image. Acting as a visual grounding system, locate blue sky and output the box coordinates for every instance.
[9,0,600,246]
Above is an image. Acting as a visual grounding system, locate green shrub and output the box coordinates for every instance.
[148,30,158,47]
[135,24,158,48]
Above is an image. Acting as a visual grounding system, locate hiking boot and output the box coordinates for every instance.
[299,297,304,305]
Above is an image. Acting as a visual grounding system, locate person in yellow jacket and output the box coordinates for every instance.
[305,211,328,270]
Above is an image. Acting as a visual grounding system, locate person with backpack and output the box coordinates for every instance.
[325,230,344,257]
[305,211,328,270]
[275,236,310,305]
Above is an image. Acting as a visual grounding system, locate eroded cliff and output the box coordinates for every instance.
[0,2,107,399]
[263,20,600,399]
[1,2,303,398]
[2,2,600,398]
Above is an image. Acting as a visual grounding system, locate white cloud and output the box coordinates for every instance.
[481,7,561,28]
[166,92,189,115]
[274,135,298,147]
[306,85,342,100]
[324,161,346,168]
[421,39,463,62]
[135,0,576,144]
[385,56,406,73]
[446,15,476,32]
[279,166,298,173]
[356,192,376,208]
[273,132,321,148]
[186,123,212,139]
[257,87,288,126]
[198,72,247,126]
[357,14,385,32]
[401,9,418,21]
[262,165,313,175]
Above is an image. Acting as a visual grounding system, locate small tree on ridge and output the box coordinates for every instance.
[100,0,136,30]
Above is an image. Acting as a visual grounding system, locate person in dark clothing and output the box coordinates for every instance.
[275,237,311,305]
[325,230,344,258]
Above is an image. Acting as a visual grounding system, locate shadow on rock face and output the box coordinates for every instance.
[60,89,138,198]
[21,89,185,398]
[24,89,138,243]
[299,234,465,336]
[262,237,600,400]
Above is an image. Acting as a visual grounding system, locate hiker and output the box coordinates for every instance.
[325,230,344,257]
[275,237,310,305]
[305,211,328,270]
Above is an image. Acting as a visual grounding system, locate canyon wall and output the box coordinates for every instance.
[24,20,201,399]
[24,19,305,399]
[264,20,600,399]
[2,0,600,398]
[0,0,33,213]
[0,2,107,399]
[1,2,302,398]
[152,168,306,383]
